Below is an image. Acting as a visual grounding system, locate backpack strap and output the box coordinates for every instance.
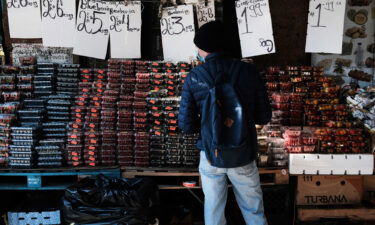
[228,60,243,85]
[194,65,214,88]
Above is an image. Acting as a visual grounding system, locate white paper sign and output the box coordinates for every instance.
[41,0,76,47]
[109,1,142,59]
[235,0,276,57]
[305,0,346,54]
[12,43,73,65]
[160,5,196,62]
[7,0,42,38]
[196,0,215,28]
[73,0,110,59]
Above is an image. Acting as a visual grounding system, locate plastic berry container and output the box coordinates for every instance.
[265,75,278,82]
[295,87,308,93]
[273,103,290,111]
[286,146,302,153]
[267,82,279,91]
[290,103,303,110]
[134,91,149,98]
[272,110,290,118]
[117,123,133,131]
[118,110,133,118]
[117,150,133,157]
[284,137,301,146]
[348,129,362,136]
[133,101,148,109]
[134,132,149,140]
[267,130,282,138]
[289,93,304,102]
[266,67,280,75]
[118,118,132,124]
[117,101,132,108]
[284,128,302,137]
[302,136,317,145]
[271,93,290,103]
[134,111,148,118]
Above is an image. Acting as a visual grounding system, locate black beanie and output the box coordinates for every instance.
[194,21,224,53]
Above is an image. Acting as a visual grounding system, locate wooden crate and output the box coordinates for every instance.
[122,167,289,189]
[364,175,375,204]
[296,175,363,205]
[298,206,375,222]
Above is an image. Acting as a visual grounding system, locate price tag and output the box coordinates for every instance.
[41,0,75,47]
[235,0,276,57]
[73,0,110,59]
[160,5,196,62]
[305,0,346,54]
[109,1,142,59]
[196,0,215,28]
[7,0,42,38]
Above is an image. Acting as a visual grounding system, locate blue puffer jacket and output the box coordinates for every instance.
[178,52,272,162]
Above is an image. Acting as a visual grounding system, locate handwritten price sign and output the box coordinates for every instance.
[109,1,142,58]
[41,0,75,47]
[235,0,275,57]
[7,0,41,38]
[160,5,196,62]
[305,0,346,53]
[73,0,110,59]
[196,0,215,28]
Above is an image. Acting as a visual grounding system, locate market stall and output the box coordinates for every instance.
[0,0,373,224]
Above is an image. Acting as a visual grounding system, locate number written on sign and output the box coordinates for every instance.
[309,0,340,28]
[197,5,214,23]
[7,0,38,9]
[42,0,73,20]
[259,38,274,52]
[161,16,194,36]
[110,14,140,33]
[77,10,108,35]
[240,3,264,34]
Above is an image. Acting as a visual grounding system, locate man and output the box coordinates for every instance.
[178,21,272,225]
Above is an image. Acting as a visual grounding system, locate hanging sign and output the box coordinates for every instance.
[196,0,215,28]
[7,0,42,38]
[305,0,346,54]
[41,0,76,47]
[160,5,196,62]
[109,1,142,59]
[235,0,276,57]
[73,0,110,59]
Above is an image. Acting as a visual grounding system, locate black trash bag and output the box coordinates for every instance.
[61,174,159,225]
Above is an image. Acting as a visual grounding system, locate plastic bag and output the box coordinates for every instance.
[61,174,159,225]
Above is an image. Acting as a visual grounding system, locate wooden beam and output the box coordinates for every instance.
[298,207,375,221]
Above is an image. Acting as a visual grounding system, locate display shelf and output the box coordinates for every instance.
[122,166,289,188]
[289,154,374,175]
[0,166,121,190]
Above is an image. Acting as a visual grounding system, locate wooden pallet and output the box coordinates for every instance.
[298,206,375,222]
[122,167,289,190]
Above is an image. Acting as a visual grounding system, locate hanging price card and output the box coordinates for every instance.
[7,0,42,38]
[41,0,76,47]
[160,5,196,62]
[196,0,215,28]
[109,1,142,59]
[235,0,276,57]
[305,0,346,54]
[73,0,110,59]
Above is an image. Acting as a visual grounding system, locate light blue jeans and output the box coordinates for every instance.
[199,151,268,225]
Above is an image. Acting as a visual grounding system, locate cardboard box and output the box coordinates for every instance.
[364,175,375,204]
[297,175,363,205]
